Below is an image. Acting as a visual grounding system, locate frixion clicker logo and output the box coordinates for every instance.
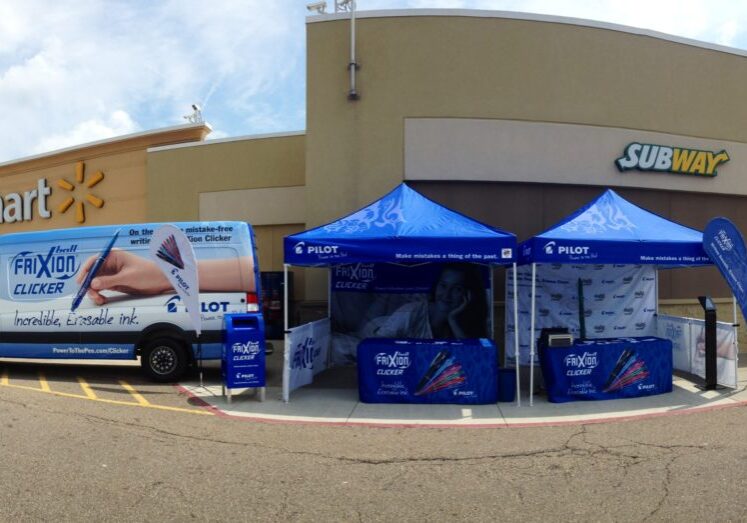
[715,229,735,252]
[539,308,550,317]
[634,291,645,299]
[622,276,633,284]
[333,263,375,290]
[635,322,647,330]
[292,337,319,370]
[232,340,261,358]
[564,351,598,376]
[616,142,729,177]
[594,293,606,301]
[550,293,563,302]
[10,245,80,298]
[623,307,634,315]
[12,246,79,279]
[593,325,606,334]
[375,351,411,376]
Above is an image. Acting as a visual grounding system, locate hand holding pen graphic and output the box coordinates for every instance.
[72,230,125,311]
[76,249,256,306]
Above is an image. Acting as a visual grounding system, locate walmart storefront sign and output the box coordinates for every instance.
[615,143,729,177]
[0,179,51,224]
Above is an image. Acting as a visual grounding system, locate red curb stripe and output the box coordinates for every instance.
[173,383,747,429]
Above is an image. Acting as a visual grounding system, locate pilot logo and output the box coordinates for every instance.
[165,296,181,313]
[294,242,305,254]
[543,241,556,254]
[57,161,106,224]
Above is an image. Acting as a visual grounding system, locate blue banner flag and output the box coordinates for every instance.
[703,217,747,318]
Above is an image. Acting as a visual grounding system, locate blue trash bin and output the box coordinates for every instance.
[222,313,266,389]
[498,368,516,402]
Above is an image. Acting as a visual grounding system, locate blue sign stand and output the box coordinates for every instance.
[222,313,266,402]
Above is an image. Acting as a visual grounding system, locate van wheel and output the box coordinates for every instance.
[142,338,188,382]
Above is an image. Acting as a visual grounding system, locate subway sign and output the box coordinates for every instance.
[615,143,729,177]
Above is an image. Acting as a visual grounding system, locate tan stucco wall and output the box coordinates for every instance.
[0,124,208,232]
[146,134,306,222]
[305,13,747,229]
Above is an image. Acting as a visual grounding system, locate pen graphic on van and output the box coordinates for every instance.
[71,229,120,312]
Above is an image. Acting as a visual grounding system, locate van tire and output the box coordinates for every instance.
[141,338,188,382]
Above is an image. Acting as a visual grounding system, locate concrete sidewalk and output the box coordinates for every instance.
[179,357,747,427]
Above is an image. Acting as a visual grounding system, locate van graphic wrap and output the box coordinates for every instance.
[0,222,261,366]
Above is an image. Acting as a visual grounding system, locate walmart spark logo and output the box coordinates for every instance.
[57,161,105,223]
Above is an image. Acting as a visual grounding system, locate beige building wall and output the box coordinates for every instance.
[0,124,209,233]
[146,132,305,222]
[304,11,747,300]
[147,132,308,301]
[306,11,747,221]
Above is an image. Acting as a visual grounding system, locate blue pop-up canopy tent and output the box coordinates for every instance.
[520,189,711,266]
[282,183,521,402]
[285,183,516,266]
[516,189,721,404]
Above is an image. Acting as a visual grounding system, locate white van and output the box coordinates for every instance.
[0,221,261,381]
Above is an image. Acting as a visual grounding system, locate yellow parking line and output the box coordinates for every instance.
[1,368,7,386]
[38,371,51,392]
[0,380,212,416]
[119,380,151,406]
[77,377,98,400]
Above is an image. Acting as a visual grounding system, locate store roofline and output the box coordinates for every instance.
[0,122,212,170]
[307,9,747,59]
[147,130,306,153]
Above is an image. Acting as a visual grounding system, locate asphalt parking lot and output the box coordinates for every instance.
[0,359,213,417]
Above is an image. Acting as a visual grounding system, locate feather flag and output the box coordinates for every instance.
[150,225,201,336]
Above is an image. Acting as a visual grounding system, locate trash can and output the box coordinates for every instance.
[222,313,266,392]
[497,368,516,402]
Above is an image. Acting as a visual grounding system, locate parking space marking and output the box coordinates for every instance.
[0,368,213,416]
[77,377,98,400]
[119,380,150,406]
[38,371,51,392]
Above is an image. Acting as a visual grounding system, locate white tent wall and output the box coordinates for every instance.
[656,313,738,388]
[505,264,658,366]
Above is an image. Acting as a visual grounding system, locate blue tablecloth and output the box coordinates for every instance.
[357,338,498,404]
[540,337,673,403]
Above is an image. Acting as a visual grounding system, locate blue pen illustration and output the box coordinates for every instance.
[71,229,120,312]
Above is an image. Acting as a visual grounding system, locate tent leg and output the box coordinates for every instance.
[282,264,290,403]
[530,263,536,407]
[513,263,520,407]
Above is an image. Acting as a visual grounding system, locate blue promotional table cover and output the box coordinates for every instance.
[540,337,672,403]
[357,338,498,404]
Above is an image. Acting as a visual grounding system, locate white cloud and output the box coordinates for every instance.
[1,0,746,163]
[32,110,139,155]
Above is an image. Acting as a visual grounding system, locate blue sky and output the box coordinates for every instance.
[1,0,746,163]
